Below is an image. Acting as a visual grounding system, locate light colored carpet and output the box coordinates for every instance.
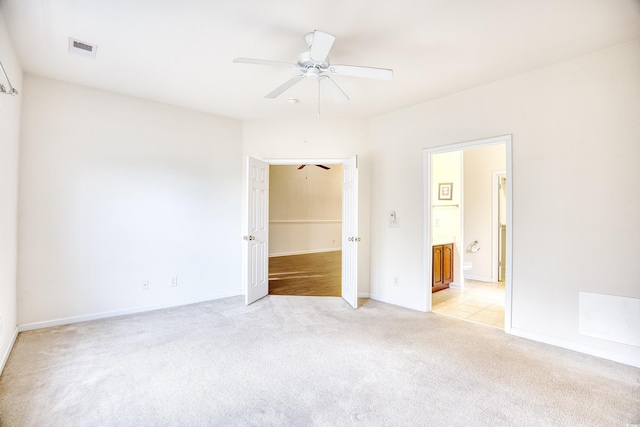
[0,296,638,426]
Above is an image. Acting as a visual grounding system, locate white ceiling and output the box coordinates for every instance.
[2,0,639,121]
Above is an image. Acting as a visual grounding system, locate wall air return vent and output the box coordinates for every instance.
[68,38,97,59]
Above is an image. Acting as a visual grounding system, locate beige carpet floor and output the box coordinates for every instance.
[1,296,638,426]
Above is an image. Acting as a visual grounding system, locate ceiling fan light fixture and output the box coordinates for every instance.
[306,67,320,79]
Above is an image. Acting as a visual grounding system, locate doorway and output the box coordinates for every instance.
[423,135,512,332]
[244,156,359,308]
[268,164,343,296]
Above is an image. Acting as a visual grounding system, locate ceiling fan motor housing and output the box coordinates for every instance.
[297,52,329,77]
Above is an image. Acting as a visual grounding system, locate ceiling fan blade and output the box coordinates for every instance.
[319,76,349,104]
[233,57,298,68]
[329,64,393,80]
[316,165,330,170]
[309,30,335,63]
[265,75,305,99]
[298,165,306,170]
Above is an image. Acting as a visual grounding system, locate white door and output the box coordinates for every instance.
[245,157,269,305]
[342,155,359,309]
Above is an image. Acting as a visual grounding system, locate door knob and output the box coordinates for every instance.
[243,235,256,241]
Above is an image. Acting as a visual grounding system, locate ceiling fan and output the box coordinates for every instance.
[233,30,393,105]
[298,164,330,170]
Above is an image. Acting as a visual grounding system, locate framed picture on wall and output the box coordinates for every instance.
[438,183,453,200]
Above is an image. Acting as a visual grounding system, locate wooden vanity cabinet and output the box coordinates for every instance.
[432,243,454,293]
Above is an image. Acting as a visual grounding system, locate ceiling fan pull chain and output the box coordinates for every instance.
[317,79,321,119]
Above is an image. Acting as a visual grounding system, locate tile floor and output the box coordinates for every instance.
[431,279,505,328]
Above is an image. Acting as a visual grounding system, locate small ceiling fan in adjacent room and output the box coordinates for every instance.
[298,164,330,170]
[233,30,393,113]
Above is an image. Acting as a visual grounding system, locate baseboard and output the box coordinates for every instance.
[464,274,493,282]
[358,292,370,298]
[509,327,640,368]
[449,281,464,289]
[269,248,341,257]
[17,292,240,333]
[369,293,427,312]
[0,327,19,376]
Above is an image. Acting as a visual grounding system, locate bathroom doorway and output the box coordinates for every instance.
[423,135,512,331]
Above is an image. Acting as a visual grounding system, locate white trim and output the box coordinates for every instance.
[504,140,513,333]
[491,171,506,283]
[358,292,370,298]
[369,293,426,312]
[423,135,513,332]
[422,149,432,313]
[509,328,640,368]
[0,327,19,376]
[269,248,341,257]
[265,158,344,166]
[269,219,341,224]
[449,282,463,289]
[17,292,239,333]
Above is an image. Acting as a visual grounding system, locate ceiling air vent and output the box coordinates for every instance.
[68,38,97,59]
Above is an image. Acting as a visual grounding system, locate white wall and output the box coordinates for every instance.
[463,144,506,280]
[0,5,21,371]
[369,39,640,365]
[269,165,342,256]
[18,75,243,325]
[432,151,462,244]
[431,151,462,284]
[243,119,370,296]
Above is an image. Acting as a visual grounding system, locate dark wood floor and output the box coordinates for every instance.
[269,251,342,296]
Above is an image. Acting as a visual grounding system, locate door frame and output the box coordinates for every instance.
[423,135,513,332]
[492,170,506,283]
[249,157,358,307]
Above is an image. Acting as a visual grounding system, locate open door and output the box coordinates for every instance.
[342,155,358,309]
[245,157,269,305]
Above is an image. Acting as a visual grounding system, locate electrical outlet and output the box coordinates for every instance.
[170,277,178,287]
[393,277,399,287]
[142,280,149,291]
